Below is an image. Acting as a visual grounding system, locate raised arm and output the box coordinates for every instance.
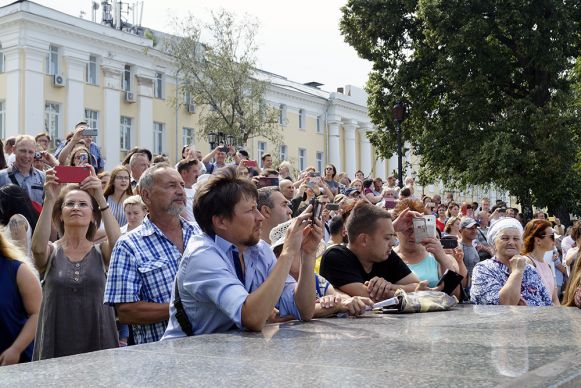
[31,170,60,273]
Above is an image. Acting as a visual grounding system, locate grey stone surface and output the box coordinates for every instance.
[1,305,580,387]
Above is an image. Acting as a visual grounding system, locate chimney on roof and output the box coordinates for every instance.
[337,87,344,94]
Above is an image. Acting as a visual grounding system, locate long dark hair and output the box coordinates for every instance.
[0,139,7,170]
[0,184,39,232]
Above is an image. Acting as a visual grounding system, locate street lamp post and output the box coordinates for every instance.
[392,101,406,189]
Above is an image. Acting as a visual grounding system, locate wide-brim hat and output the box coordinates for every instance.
[270,219,327,258]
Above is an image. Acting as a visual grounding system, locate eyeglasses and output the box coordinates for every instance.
[62,201,92,209]
[540,233,555,241]
[115,176,130,181]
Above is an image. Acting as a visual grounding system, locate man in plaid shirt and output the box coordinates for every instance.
[104,164,200,344]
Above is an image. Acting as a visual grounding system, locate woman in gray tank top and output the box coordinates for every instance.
[31,166,121,360]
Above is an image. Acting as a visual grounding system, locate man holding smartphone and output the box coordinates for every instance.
[55,121,105,173]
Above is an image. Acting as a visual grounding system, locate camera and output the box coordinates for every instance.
[34,151,42,160]
[310,197,323,224]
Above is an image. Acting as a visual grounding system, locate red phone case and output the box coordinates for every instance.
[55,166,91,183]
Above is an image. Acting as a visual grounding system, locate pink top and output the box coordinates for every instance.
[529,257,555,296]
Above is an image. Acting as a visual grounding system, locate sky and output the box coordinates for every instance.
[2,0,373,91]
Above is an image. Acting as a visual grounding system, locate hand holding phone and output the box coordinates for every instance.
[413,215,436,243]
[55,166,91,183]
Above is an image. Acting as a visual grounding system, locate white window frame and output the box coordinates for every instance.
[123,64,132,92]
[316,151,323,174]
[0,43,4,74]
[279,144,288,162]
[153,122,165,155]
[44,102,61,148]
[298,148,306,171]
[316,115,322,133]
[84,109,98,130]
[120,116,132,151]
[86,55,97,85]
[154,72,163,99]
[0,101,5,139]
[279,104,286,125]
[299,109,306,129]
[183,127,195,147]
[257,141,267,166]
[47,45,59,75]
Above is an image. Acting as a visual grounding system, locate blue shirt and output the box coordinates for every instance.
[0,166,45,204]
[104,217,200,344]
[162,235,301,339]
[470,257,552,306]
[88,143,105,172]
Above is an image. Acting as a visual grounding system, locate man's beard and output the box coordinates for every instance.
[167,202,185,216]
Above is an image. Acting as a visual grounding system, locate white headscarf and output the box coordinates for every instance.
[487,217,524,245]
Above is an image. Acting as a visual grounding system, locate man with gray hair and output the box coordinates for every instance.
[104,163,200,344]
[257,186,292,244]
[0,135,45,204]
[129,152,151,189]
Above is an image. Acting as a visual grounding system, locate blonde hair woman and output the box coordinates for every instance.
[0,231,41,365]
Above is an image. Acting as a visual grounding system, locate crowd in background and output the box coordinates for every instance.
[1,124,580,366]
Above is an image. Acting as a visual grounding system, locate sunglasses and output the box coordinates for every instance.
[540,233,555,241]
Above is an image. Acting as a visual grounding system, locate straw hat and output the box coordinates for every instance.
[269,219,327,258]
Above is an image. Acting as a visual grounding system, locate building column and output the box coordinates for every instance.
[327,115,341,172]
[136,73,154,153]
[343,119,357,178]
[375,158,386,180]
[63,50,87,134]
[4,47,20,137]
[102,64,122,170]
[359,126,372,177]
[22,47,45,135]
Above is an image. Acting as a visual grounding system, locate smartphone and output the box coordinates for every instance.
[257,177,279,188]
[413,215,436,242]
[310,197,323,223]
[55,166,91,183]
[244,160,258,168]
[82,128,98,137]
[308,172,320,178]
[384,198,396,209]
[437,269,464,295]
[326,203,340,211]
[440,236,458,249]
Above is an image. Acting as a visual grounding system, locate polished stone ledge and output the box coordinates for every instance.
[1,305,580,387]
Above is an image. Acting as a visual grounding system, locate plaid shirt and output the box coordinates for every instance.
[104,217,200,344]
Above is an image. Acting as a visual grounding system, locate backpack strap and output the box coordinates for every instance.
[173,280,194,336]
[7,168,19,186]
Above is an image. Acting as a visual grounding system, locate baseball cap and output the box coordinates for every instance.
[460,217,478,229]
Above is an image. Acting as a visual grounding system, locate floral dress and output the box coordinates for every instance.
[470,257,553,306]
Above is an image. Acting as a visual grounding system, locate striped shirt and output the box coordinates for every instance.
[106,195,127,227]
[104,217,201,344]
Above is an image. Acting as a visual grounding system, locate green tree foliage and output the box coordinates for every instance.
[341,0,581,217]
[168,10,281,146]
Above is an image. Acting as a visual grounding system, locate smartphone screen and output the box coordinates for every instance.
[55,166,91,183]
[437,269,464,295]
[244,160,258,168]
[413,215,436,242]
[82,128,98,137]
[257,177,279,188]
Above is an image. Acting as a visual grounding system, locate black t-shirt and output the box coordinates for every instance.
[320,244,412,288]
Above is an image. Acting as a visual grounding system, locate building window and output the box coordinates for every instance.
[278,104,286,125]
[86,55,97,85]
[258,141,266,166]
[298,148,306,171]
[316,151,323,174]
[44,102,61,148]
[123,64,131,91]
[279,144,288,161]
[183,127,195,147]
[47,45,59,75]
[120,116,132,151]
[0,101,5,139]
[299,109,305,129]
[153,122,165,155]
[84,109,98,130]
[154,72,163,99]
[316,115,322,133]
[0,43,4,73]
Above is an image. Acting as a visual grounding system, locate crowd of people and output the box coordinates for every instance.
[1,124,580,366]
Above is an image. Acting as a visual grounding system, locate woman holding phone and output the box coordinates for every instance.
[31,166,120,359]
[392,199,460,291]
[102,166,133,227]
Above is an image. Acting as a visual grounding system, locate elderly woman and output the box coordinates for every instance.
[470,218,552,306]
[393,199,461,291]
[521,219,560,305]
[31,166,121,359]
